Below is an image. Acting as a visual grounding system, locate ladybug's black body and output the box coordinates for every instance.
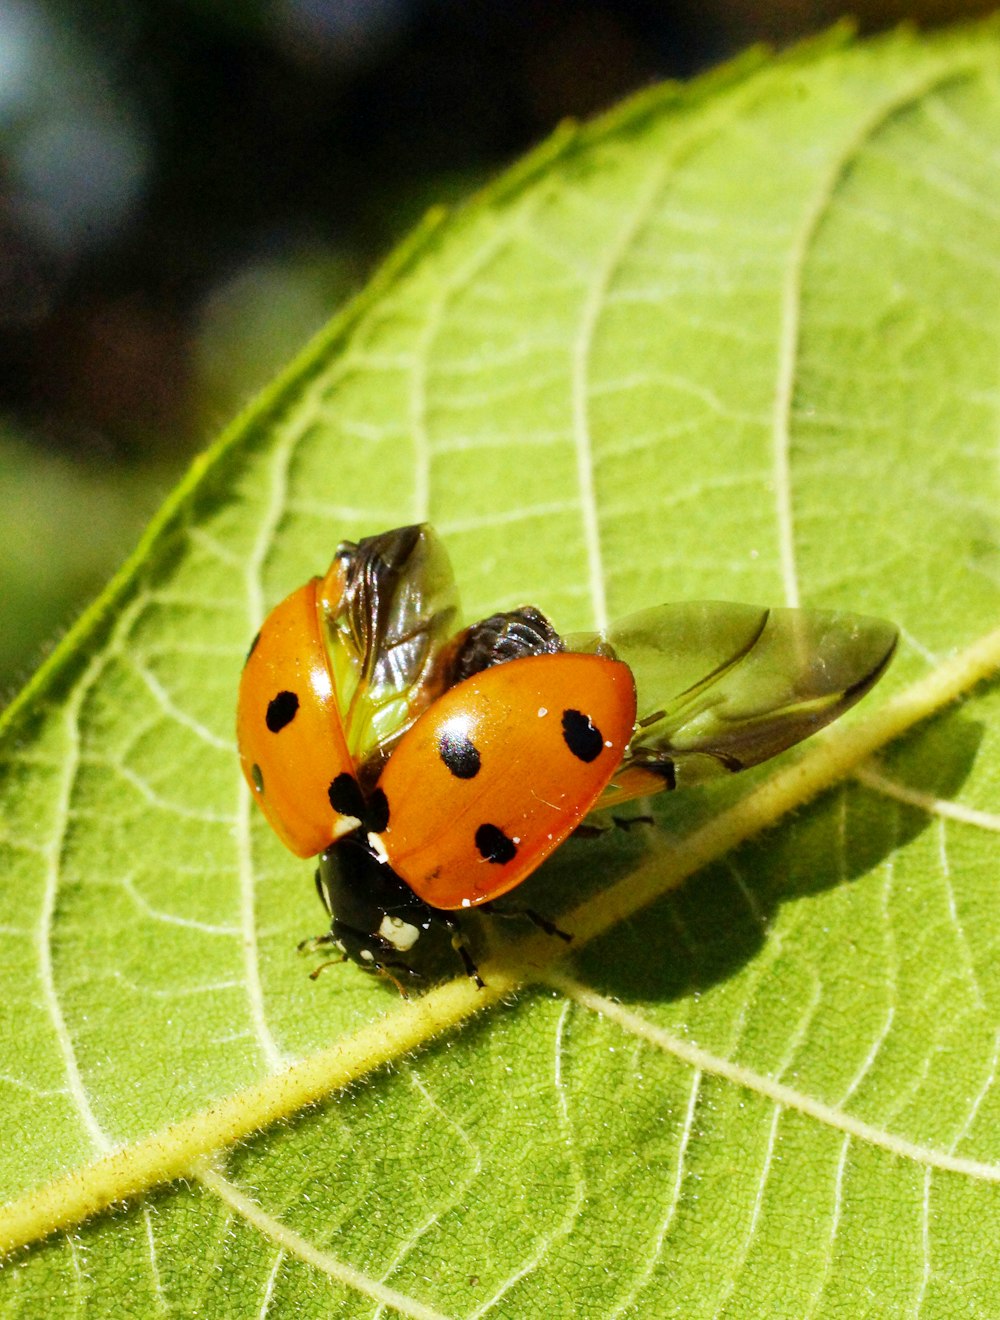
[317,836,479,986]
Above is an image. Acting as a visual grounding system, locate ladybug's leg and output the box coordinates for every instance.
[308,954,348,980]
[479,902,573,944]
[453,939,485,989]
[310,949,421,998]
[297,930,340,954]
[437,915,485,989]
[521,907,573,943]
[376,965,416,999]
[611,814,655,831]
[571,821,609,840]
[297,928,349,977]
[574,814,654,838]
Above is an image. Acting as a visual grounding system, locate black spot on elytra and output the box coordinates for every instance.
[438,728,481,779]
[328,773,365,819]
[366,788,390,833]
[561,708,604,763]
[251,763,264,794]
[245,629,262,665]
[266,690,299,733]
[475,823,517,865]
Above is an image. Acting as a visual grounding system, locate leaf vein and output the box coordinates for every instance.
[607,1069,701,1320]
[771,60,985,608]
[554,976,1000,1182]
[856,766,1000,833]
[195,1162,454,1320]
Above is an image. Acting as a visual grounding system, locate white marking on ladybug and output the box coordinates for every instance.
[367,832,390,864]
[331,814,362,843]
[538,706,548,717]
[359,948,375,963]
[378,914,421,952]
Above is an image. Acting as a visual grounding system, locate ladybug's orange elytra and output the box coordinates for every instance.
[237,576,358,858]
[371,653,637,910]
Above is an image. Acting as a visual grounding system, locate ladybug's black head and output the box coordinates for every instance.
[316,832,458,985]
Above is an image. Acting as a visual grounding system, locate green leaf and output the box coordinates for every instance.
[3,20,1000,1316]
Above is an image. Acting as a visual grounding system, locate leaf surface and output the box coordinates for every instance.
[2,23,1000,1317]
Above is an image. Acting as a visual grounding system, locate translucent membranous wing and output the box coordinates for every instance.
[319,524,459,777]
[565,602,898,806]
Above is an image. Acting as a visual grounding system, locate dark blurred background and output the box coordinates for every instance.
[0,0,991,695]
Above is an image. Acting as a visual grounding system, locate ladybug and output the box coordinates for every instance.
[238,524,898,989]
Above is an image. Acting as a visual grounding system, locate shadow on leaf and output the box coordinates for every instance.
[566,709,984,1004]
